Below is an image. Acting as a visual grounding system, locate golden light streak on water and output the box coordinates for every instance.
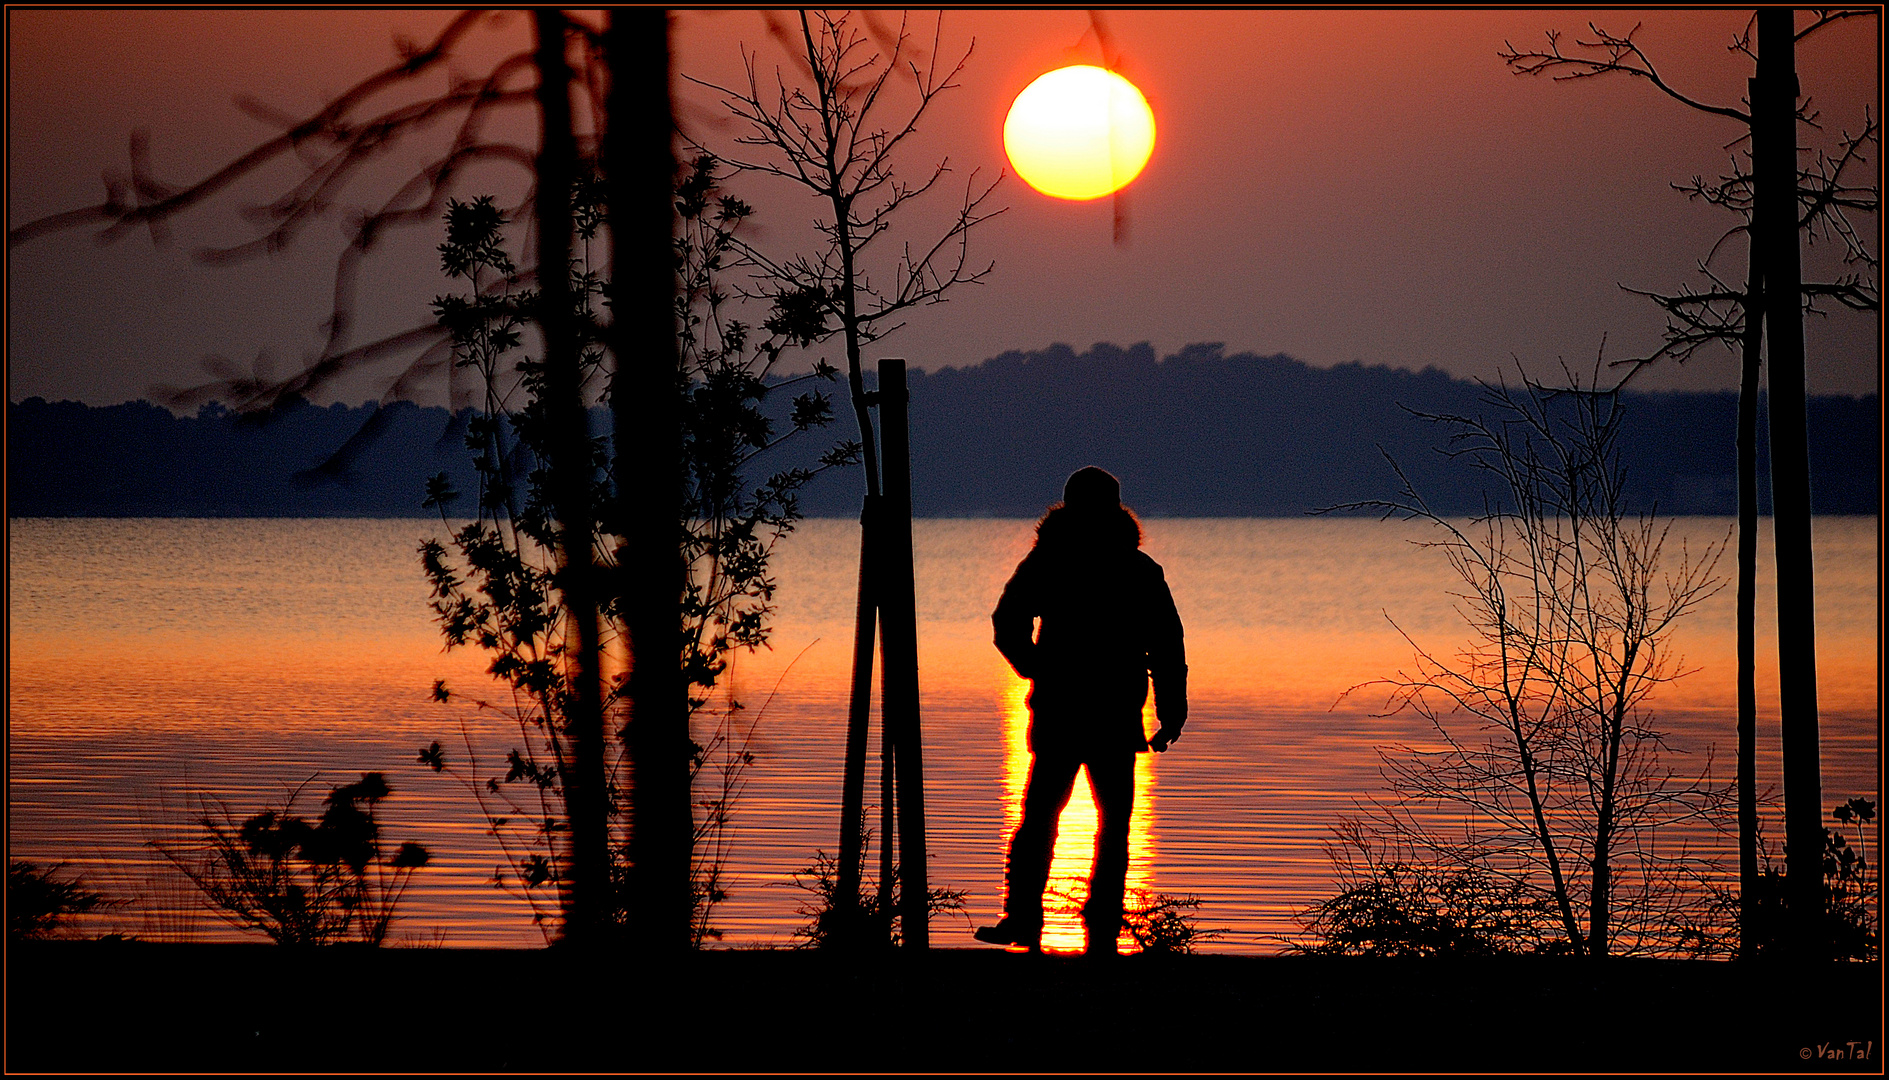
[999,681,1159,953]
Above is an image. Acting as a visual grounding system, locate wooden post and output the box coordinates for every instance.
[877,358,929,949]
[878,726,897,941]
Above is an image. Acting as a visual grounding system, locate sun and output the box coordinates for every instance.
[1003,65,1156,201]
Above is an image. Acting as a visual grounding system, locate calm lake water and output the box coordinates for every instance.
[7,516,1878,952]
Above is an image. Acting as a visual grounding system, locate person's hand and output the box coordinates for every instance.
[1150,721,1184,753]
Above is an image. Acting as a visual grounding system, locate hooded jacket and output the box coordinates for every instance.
[992,502,1188,756]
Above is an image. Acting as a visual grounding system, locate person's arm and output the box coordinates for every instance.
[991,557,1038,679]
[1146,565,1188,751]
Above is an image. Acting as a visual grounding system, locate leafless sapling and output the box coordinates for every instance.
[1333,365,1730,957]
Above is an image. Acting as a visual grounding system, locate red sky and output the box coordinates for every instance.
[7,9,1880,406]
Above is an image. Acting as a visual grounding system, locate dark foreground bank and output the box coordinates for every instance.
[5,941,1881,1074]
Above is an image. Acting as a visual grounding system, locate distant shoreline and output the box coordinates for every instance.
[11,349,1878,518]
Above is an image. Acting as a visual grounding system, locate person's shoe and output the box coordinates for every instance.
[973,917,1041,951]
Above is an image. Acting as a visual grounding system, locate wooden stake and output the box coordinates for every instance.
[877,358,929,949]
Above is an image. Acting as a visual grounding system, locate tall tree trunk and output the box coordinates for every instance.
[534,9,609,945]
[1736,260,1764,958]
[1753,7,1823,961]
[606,8,691,954]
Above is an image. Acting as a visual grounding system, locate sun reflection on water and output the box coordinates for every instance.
[1001,679,1159,953]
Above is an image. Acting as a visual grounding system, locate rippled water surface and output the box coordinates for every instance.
[8,516,1878,951]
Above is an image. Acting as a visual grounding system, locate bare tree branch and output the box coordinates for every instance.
[1500,22,1752,124]
[9,12,559,415]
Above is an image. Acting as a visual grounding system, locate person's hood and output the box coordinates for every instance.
[1033,502,1142,552]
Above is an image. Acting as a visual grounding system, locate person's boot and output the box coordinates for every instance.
[973,916,1042,952]
[1083,916,1122,959]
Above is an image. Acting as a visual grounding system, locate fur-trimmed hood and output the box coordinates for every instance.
[1033,502,1143,552]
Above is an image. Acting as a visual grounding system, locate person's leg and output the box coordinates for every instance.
[998,752,1082,940]
[1082,751,1136,954]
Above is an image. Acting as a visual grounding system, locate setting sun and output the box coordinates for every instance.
[1003,65,1156,201]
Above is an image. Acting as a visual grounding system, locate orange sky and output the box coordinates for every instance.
[7,9,1880,406]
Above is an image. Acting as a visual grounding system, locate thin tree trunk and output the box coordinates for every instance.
[1587,688,1632,958]
[826,33,883,947]
[834,331,882,948]
[1517,721,1586,954]
[606,8,691,954]
[834,494,877,946]
[1753,7,1824,962]
[1736,261,1764,958]
[534,9,609,945]
[833,323,880,949]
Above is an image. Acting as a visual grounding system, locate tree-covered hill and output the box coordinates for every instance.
[8,345,1877,517]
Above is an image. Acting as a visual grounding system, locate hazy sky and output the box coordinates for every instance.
[7,8,1881,408]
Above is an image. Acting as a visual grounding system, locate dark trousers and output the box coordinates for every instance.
[1002,750,1135,949]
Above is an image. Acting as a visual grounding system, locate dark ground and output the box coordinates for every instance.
[5,941,1882,1074]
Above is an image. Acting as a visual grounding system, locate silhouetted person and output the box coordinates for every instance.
[975,466,1187,956]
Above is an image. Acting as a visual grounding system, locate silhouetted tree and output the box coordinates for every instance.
[1335,368,1729,957]
[690,10,1001,948]
[7,9,844,951]
[1501,7,1879,960]
[418,152,849,946]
